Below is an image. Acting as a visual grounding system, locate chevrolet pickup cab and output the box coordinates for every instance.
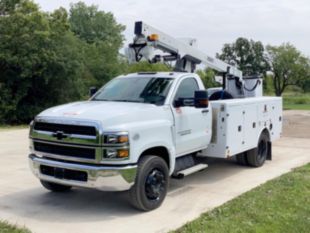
[29,72,282,211]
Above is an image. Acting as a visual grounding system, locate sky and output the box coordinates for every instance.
[34,0,310,57]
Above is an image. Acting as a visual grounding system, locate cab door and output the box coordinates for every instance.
[172,77,211,156]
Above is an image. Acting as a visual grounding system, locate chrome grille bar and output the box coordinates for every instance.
[30,117,102,146]
[30,117,103,163]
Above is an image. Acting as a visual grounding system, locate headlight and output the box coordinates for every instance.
[104,148,129,159]
[104,132,129,145]
[103,132,129,160]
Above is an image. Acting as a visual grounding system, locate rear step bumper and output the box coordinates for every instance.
[29,154,137,191]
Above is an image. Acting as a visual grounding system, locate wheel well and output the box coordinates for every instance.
[140,147,170,168]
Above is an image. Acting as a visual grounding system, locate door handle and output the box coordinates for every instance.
[201,109,209,114]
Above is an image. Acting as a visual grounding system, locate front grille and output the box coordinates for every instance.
[34,142,96,160]
[34,122,96,136]
[40,165,88,182]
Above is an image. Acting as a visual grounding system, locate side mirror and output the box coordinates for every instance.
[174,99,182,108]
[89,87,98,98]
[174,98,195,108]
[195,90,208,108]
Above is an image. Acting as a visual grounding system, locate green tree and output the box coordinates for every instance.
[297,66,310,92]
[266,43,310,96]
[217,37,269,76]
[0,0,21,15]
[299,79,310,92]
[0,0,54,123]
[0,0,125,124]
[125,61,171,74]
[196,68,218,88]
[69,2,124,46]
[69,2,125,87]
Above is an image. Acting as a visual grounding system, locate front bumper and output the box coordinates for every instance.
[29,154,137,191]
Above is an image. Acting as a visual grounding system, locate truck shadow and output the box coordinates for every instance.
[0,158,250,222]
[169,157,252,191]
[0,187,141,222]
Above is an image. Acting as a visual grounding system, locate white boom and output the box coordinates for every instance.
[126,21,242,78]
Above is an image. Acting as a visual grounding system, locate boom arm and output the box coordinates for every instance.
[126,21,242,78]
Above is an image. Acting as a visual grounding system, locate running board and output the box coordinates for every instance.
[173,163,208,179]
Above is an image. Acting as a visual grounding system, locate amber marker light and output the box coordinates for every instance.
[199,99,208,105]
[118,135,129,143]
[148,34,159,41]
[118,149,129,158]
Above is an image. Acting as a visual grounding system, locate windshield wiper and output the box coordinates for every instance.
[91,99,109,101]
[112,99,144,103]
[92,99,145,103]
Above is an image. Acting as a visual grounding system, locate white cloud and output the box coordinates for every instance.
[35,0,310,57]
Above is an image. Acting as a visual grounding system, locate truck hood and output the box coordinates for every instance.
[37,101,170,130]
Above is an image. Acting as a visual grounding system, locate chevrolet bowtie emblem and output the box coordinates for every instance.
[52,131,68,140]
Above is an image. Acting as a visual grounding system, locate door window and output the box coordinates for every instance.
[174,78,199,102]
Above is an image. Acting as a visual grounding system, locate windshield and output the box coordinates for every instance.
[92,77,174,105]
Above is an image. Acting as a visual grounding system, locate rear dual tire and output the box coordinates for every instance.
[236,132,269,167]
[236,152,248,165]
[247,132,269,167]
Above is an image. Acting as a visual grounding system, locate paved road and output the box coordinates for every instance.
[0,110,309,233]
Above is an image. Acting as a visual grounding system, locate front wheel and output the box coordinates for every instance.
[129,155,169,211]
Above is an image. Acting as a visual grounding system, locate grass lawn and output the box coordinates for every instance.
[264,89,310,110]
[0,221,30,233]
[283,104,310,110]
[282,93,310,110]
[173,163,310,233]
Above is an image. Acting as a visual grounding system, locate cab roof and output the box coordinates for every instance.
[123,72,195,79]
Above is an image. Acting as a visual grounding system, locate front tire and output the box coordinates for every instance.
[40,180,72,192]
[129,155,169,211]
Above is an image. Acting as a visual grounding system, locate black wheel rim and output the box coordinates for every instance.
[145,168,166,201]
[257,139,267,162]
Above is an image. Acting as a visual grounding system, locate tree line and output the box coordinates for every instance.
[0,0,309,124]
[0,0,126,124]
[217,38,310,96]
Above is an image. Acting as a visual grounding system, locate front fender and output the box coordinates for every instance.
[127,120,176,175]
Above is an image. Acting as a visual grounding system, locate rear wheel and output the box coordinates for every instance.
[40,180,72,192]
[129,155,169,211]
[246,132,269,167]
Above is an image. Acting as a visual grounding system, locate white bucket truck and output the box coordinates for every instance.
[29,22,282,211]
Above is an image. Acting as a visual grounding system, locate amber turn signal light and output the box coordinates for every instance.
[118,149,129,158]
[148,34,159,41]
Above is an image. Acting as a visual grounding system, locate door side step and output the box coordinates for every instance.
[173,163,208,179]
